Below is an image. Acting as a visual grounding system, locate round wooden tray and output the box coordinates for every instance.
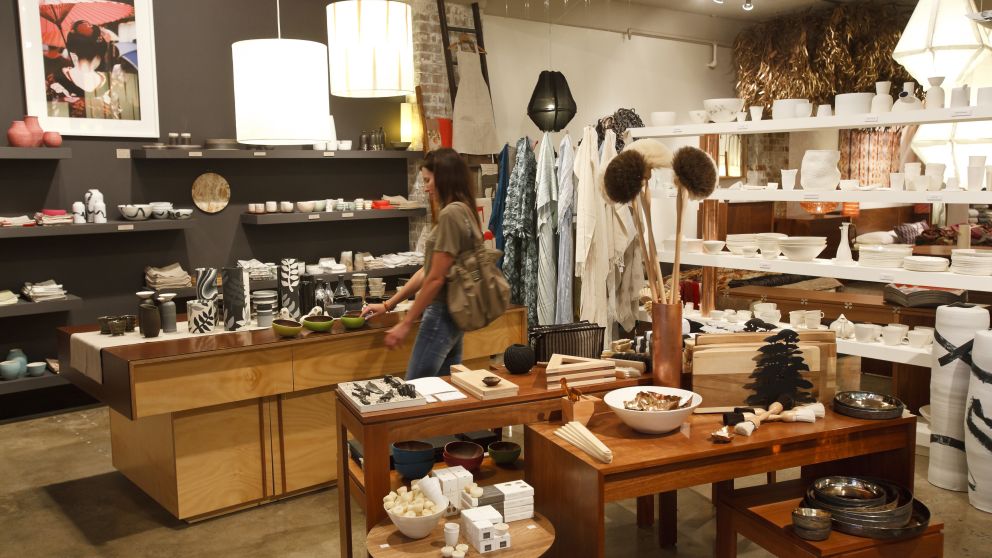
[366,511,555,557]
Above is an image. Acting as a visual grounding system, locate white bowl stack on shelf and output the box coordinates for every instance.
[950,249,992,276]
[755,233,787,259]
[903,255,950,272]
[857,245,913,268]
[663,237,703,253]
[726,234,758,255]
[777,236,827,261]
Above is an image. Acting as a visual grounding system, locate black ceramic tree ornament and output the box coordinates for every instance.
[527,70,577,132]
[744,329,815,407]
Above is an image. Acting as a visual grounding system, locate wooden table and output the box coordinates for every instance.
[525,409,916,558]
[365,512,555,557]
[55,307,526,521]
[336,369,650,558]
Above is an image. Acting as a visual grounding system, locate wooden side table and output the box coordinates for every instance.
[366,513,555,557]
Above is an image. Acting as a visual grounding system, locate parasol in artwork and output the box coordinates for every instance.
[39,0,134,48]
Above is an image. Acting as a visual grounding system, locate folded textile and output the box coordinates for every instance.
[0,289,18,305]
[22,279,66,301]
[238,259,275,280]
[145,263,192,289]
[34,212,73,226]
[1,215,34,227]
[380,194,426,210]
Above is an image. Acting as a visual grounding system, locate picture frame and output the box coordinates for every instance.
[17,0,159,138]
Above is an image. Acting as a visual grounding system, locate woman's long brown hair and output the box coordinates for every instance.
[421,148,480,230]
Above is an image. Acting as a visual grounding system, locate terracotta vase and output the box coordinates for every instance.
[42,131,62,147]
[651,302,684,388]
[6,121,32,147]
[23,116,43,147]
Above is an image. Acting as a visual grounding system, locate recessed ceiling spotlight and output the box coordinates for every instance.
[743,0,754,11]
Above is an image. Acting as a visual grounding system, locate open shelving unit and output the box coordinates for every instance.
[0,372,67,396]
[0,295,82,319]
[240,208,425,225]
[151,265,422,298]
[122,148,423,160]
[0,147,72,159]
[0,219,194,239]
[707,188,992,204]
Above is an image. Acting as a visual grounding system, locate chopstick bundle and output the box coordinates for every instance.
[554,421,613,464]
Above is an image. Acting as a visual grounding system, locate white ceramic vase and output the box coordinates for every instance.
[800,150,841,191]
[871,81,893,114]
[967,330,992,512]
[927,77,946,109]
[835,222,853,262]
[892,82,923,112]
[930,304,991,491]
[84,189,103,223]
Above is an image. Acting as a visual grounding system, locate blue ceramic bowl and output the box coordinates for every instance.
[394,458,435,480]
[391,440,435,464]
[0,360,21,381]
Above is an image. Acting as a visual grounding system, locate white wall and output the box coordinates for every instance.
[483,15,738,145]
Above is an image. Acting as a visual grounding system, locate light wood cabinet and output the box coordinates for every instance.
[280,389,337,494]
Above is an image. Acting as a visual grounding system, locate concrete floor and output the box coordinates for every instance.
[1,362,989,557]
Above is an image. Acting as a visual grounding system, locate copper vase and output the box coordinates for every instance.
[651,302,683,387]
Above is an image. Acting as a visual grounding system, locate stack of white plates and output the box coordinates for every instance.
[726,234,758,255]
[903,255,950,272]
[755,233,788,259]
[778,236,827,261]
[951,249,992,275]
[858,245,913,268]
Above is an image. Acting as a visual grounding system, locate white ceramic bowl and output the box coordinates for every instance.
[650,111,677,127]
[772,99,809,120]
[778,236,828,244]
[385,493,449,539]
[703,240,725,254]
[118,204,152,221]
[168,208,193,219]
[688,110,709,124]
[834,92,874,116]
[604,386,702,434]
[780,243,827,261]
[726,234,757,242]
[663,238,703,253]
[703,98,745,123]
[296,201,316,213]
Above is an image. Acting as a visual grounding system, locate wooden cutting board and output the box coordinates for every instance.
[692,345,821,375]
[450,365,519,400]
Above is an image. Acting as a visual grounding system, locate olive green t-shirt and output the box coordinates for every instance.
[423,202,476,299]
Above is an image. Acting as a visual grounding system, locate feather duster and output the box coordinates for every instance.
[604,139,674,204]
[672,146,717,200]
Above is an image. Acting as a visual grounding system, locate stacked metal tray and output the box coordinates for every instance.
[832,391,905,420]
[804,476,930,539]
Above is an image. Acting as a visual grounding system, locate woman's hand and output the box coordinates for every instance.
[384,321,413,350]
[362,303,387,318]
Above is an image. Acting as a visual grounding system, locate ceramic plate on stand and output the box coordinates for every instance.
[192,172,231,214]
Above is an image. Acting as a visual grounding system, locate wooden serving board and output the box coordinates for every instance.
[450,365,519,400]
[546,354,616,375]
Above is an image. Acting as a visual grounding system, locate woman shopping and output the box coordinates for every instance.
[363,149,480,379]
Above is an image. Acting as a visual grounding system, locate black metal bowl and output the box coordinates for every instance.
[812,476,888,508]
[833,391,905,420]
[830,499,931,539]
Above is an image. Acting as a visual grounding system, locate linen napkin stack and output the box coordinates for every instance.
[34,212,73,226]
[0,215,33,227]
[22,280,66,302]
[0,290,18,306]
[238,259,275,281]
[380,194,425,210]
[145,263,192,289]
[318,258,347,274]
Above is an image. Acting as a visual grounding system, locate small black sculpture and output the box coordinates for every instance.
[743,329,815,407]
[743,318,777,332]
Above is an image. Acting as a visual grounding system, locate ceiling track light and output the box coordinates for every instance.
[743,0,754,11]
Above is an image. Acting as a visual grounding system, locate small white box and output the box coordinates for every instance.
[494,480,534,499]
[447,465,474,490]
[503,509,534,522]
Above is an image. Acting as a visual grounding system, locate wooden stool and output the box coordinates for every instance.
[366,512,555,557]
[715,480,943,558]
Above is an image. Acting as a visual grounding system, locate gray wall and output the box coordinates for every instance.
[0,0,410,362]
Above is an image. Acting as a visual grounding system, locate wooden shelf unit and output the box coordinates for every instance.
[0,371,67,396]
[0,295,82,318]
[240,208,425,225]
[0,219,193,239]
[0,146,71,159]
[123,148,423,160]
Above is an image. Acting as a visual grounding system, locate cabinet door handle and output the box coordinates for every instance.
[843,302,853,310]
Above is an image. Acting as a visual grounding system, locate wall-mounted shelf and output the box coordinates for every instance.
[658,251,992,292]
[150,265,422,298]
[0,147,72,159]
[0,295,82,318]
[240,209,426,225]
[835,337,931,367]
[122,148,423,160]
[0,371,67,396]
[0,220,194,239]
[629,106,992,139]
[707,188,992,204]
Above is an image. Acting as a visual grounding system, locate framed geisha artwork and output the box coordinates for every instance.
[17,0,159,137]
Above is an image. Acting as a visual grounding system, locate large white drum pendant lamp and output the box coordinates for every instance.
[232,1,332,145]
[893,0,992,88]
[326,0,415,98]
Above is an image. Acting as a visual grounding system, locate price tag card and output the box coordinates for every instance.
[758,262,771,271]
[673,128,683,134]
[926,194,943,202]
[116,224,134,231]
[116,148,131,159]
[341,212,354,218]
[188,151,202,157]
[253,151,267,157]
[865,115,879,123]
[952,109,973,118]
[736,124,749,131]
[802,193,820,200]
[323,151,336,157]
[879,273,895,282]
[308,214,320,220]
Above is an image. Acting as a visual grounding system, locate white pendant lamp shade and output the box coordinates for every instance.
[232,38,332,145]
[326,0,414,98]
[893,0,992,88]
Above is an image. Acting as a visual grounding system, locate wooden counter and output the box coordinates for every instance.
[56,307,527,520]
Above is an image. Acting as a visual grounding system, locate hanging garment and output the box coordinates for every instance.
[503,137,538,325]
[535,132,558,326]
[452,50,501,155]
[554,133,576,324]
[575,126,610,339]
[489,143,511,261]
[598,130,620,346]
[615,201,643,332]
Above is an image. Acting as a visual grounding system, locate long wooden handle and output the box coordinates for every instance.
[631,197,660,303]
[670,187,686,305]
[639,189,665,302]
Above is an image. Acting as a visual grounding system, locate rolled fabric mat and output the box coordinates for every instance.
[967,330,992,511]
[931,304,990,491]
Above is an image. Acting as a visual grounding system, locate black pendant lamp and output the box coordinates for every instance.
[527,70,577,132]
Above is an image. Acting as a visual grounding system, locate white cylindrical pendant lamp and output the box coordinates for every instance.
[326,0,415,98]
[232,38,332,145]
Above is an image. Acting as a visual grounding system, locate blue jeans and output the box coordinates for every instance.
[406,302,464,380]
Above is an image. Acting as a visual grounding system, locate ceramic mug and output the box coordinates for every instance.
[908,329,934,348]
[887,323,910,336]
[805,310,825,329]
[749,106,764,121]
[816,104,833,117]
[709,310,726,321]
[889,172,905,191]
[781,169,798,190]
[854,323,880,343]
[279,201,293,213]
[789,310,805,328]
[265,201,277,213]
[882,325,907,346]
[759,309,782,324]
[754,302,777,314]
[904,162,922,180]
[736,310,752,322]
